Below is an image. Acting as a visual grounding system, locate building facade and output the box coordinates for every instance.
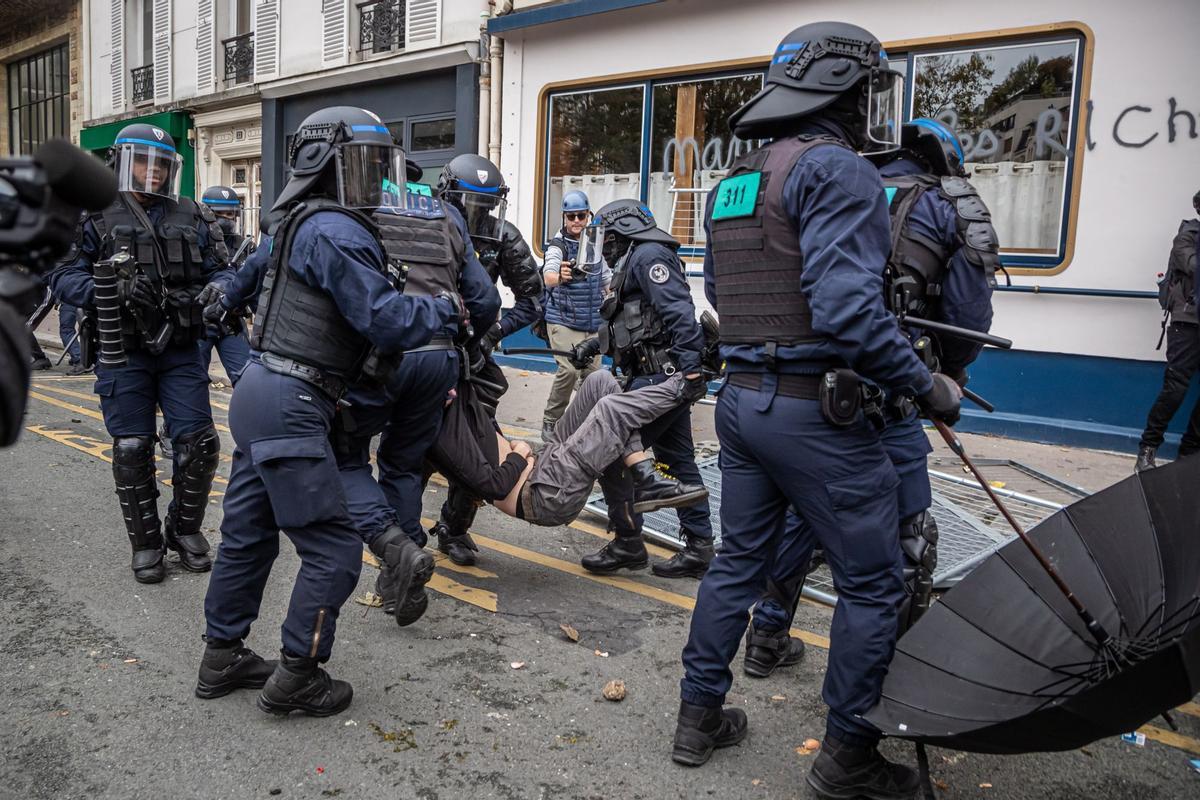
[488,0,1200,455]
[0,0,85,156]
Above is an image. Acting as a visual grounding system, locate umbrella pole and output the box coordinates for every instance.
[930,418,1116,648]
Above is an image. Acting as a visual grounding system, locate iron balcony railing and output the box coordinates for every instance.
[358,0,404,54]
[131,64,154,103]
[223,32,254,84]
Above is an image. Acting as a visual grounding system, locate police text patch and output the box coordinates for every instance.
[648,263,670,284]
[711,171,761,221]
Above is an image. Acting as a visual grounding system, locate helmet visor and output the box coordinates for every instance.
[443,188,508,244]
[863,69,904,153]
[114,141,183,200]
[336,143,409,210]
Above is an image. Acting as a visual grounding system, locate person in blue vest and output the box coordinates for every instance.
[540,190,607,440]
[742,118,998,683]
[672,24,962,799]
[51,122,231,585]
[197,107,459,717]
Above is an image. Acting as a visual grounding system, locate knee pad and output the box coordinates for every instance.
[112,435,157,484]
[897,511,938,635]
[174,425,221,478]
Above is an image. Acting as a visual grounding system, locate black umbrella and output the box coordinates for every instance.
[866,420,1200,755]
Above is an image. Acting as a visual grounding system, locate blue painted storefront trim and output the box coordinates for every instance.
[495,327,1197,457]
[488,0,664,34]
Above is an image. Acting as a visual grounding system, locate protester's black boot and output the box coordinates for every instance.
[432,521,479,567]
[670,700,749,766]
[652,532,714,579]
[807,736,920,800]
[630,459,709,513]
[1135,445,1157,472]
[371,526,434,627]
[257,650,353,717]
[581,534,649,574]
[113,436,165,584]
[742,623,806,678]
[195,638,277,699]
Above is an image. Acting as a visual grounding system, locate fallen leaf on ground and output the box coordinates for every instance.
[594,649,609,658]
[559,623,580,642]
[354,592,384,608]
[770,694,787,702]
[988,481,1006,489]
[602,679,626,701]
[795,738,821,755]
[441,719,458,731]
[935,780,949,791]
[980,783,993,789]
[510,661,526,670]
[751,779,762,786]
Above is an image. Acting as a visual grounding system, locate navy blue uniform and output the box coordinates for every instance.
[684,122,934,748]
[58,304,82,365]
[203,210,455,661]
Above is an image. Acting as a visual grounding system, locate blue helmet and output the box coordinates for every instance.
[562,190,590,214]
[905,117,966,177]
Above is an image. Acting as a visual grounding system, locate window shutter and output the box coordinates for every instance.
[255,0,280,79]
[110,0,125,108]
[322,0,347,65]
[153,0,171,101]
[197,0,215,92]
[404,0,441,48]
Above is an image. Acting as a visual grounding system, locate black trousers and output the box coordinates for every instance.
[1140,321,1200,455]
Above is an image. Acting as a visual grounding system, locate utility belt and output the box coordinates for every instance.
[626,343,677,377]
[728,368,886,430]
[259,351,346,401]
[405,336,456,355]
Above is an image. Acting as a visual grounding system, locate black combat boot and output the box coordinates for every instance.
[742,623,806,678]
[371,526,434,627]
[113,436,165,584]
[581,534,649,574]
[629,459,709,513]
[257,650,353,717]
[651,533,714,579]
[195,637,278,699]
[432,521,480,567]
[670,700,749,766]
[1135,445,1157,472]
[807,735,920,800]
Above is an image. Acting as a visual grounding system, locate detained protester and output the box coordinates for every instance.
[540,190,608,440]
[197,107,458,717]
[744,118,998,679]
[426,370,707,528]
[50,123,231,584]
[1136,189,1200,470]
[424,154,544,566]
[674,22,961,800]
[569,200,715,580]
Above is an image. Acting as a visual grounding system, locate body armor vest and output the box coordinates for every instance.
[373,201,465,300]
[708,135,842,345]
[90,196,212,348]
[600,246,675,375]
[250,200,382,376]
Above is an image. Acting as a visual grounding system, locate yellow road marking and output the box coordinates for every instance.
[31,384,232,435]
[360,549,497,612]
[1139,724,1200,755]
[432,551,499,579]
[1177,702,1200,719]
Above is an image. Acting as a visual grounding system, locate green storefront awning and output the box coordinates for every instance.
[80,110,195,199]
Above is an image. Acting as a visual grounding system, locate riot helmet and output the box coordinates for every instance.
[868,118,967,177]
[729,21,903,152]
[588,199,679,266]
[202,184,244,236]
[1193,190,1200,216]
[273,106,408,213]
[109,123,184,201]
[436,154,509,245]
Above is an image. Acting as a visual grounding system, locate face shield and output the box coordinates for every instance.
[444,187,508,244]
[574,222,606,275]
[335,143,409,210]
[114,141,183,201]
[862,68,905,154]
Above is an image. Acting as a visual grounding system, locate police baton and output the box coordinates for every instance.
[500,346,578,359]
[900,314,1013,350]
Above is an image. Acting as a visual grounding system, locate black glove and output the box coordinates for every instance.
[435,290,468,325]
[480,321,504,356]
[568,337,602,369]
[680,373,708,404]
[197,282,227,326]
[917,373,963,426]
[116,273,157,311]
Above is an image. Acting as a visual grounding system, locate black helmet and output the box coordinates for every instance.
[869,118,966,177]
[202,185,242,211]
[109,123,183,201]
[272,106,407,212]
[436,154,510,244]
[589,199,678,263]
[1193,190,1200,215]
[729,21,902,149]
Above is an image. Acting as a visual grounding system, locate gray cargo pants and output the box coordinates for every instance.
[521,370,684,526]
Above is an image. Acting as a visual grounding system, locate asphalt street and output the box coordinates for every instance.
[2,365,1198,800]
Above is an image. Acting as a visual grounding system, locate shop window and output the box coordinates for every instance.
[909,36,1082,264]
[6,43,69,155]
[545,84,645,242]
[410,117,455,152]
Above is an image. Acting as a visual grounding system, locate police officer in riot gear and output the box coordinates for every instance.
[743,117,998,679]
[51,123,232,584]
[673,24,961,798]
[195,185,252,385]
[427,153,543,565]
[570,199,713,578]
[198,107,458,716]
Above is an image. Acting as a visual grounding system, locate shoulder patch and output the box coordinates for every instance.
[648,263,670,284]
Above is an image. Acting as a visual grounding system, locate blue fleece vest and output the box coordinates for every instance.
[543,231,604,332]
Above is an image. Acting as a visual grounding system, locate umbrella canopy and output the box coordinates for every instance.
[866,454,1200,754]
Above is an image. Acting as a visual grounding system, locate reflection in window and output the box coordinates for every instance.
[912,39,1080,256]
[649,73,764,246]
[546,85,645,241]
[410,118,455,152]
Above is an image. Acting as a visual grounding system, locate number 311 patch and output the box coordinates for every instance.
[711,171,762,221]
